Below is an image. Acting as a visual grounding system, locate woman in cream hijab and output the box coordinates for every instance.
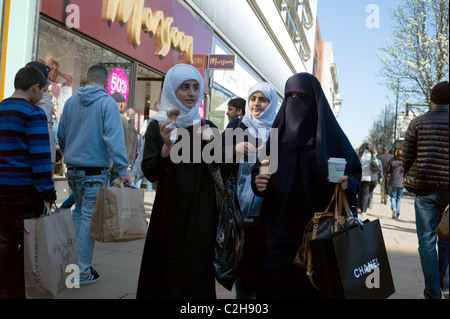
[137,64,219,299]
[221,82,279,299]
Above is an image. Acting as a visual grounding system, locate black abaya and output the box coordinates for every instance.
[136,120,218,299]
[251,73,362,299]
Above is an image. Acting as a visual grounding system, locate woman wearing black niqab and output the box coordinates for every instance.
[251,73,361,299]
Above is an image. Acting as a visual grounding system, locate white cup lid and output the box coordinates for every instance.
[328,157,347,164]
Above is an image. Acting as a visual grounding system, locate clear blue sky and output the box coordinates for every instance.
[317,0,399,148]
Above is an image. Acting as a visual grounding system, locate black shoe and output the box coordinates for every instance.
[80,266,100,285]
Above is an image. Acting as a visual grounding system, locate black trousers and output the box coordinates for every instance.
[357,181,371,213]
[0,187,43,299]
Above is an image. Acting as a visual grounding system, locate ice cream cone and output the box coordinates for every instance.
[260,160,271,174]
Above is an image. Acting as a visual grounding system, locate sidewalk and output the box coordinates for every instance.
[54,184,426,299]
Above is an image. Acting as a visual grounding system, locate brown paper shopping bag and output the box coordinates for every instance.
[90,184,147,242]
[24,208,78,299]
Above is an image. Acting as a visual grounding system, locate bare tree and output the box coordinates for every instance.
[366,105,396,152]
[377,0,449,113]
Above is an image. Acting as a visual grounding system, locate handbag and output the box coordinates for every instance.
[309,219,395,299]
[24,206,78,299]
[90,181,147,242]
[370,154,380,173]
[293,184,352,289]
[437,205,449,243]
[208,164,245,291]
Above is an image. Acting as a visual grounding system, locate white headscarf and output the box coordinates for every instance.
[151,64,204,128]
[241,82,279,142]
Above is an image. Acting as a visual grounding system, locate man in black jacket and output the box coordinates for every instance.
[403,81,449,299]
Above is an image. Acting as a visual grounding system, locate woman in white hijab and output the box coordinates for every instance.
[137,64,219,299]
[221,81,279,299]
[240,82,279,145]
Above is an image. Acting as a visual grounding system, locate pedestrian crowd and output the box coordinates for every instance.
[0,61,448,299]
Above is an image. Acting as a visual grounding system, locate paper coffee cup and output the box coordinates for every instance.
[260,160,271,174]
[328,158,347,183]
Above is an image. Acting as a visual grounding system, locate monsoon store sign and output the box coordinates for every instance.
[102,0,194,64]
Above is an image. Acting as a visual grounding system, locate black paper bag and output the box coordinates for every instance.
[309,219,395,299]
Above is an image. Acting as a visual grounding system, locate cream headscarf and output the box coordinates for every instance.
[241,82,279,142]
[151,63,204,128]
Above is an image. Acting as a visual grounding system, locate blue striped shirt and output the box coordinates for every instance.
[0,98,55,193]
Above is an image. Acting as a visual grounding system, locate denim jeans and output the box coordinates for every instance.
[67,168,109,280]
[390,187,404,217]
[414,191,449,299]
[134,175,152,191]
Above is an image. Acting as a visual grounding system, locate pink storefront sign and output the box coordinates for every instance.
[108,68,129,103]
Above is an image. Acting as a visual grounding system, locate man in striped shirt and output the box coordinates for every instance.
[0,66,57,298]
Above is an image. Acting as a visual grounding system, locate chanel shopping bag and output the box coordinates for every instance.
[90,182,147,242]
[309,219,395,299]
[24,207,78,299]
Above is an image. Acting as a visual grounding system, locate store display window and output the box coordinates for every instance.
[37,18,132,121]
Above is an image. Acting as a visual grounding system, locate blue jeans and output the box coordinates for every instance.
[390,187,404,216]
[414,191,449,299]
[67,168,109,280]
[134,175,152,191]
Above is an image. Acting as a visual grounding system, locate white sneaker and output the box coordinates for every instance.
[392,209,397,219]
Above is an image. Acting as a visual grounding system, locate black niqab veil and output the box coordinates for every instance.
[263,72,361,212]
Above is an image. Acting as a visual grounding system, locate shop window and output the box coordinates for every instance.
[209,87,232,132]
[38,18,133,178]
[37,18,133,121]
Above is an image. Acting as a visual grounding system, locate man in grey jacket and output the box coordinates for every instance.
[58,64,129,285]
[403,81,449,299]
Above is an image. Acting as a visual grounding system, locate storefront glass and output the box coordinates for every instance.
[37,18,133,121]
[209,87,233,132]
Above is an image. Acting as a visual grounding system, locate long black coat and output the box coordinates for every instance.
[136,120,218,299]
[251,73,361,299]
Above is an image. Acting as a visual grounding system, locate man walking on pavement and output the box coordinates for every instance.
[57,64,129,285]
[403,81,449,299]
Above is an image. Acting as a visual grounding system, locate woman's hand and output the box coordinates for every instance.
[326,175,349,190]
[235,142,257,155]
[197,124,214,141]
[336,175,349,191]
[255,174,271,193]
[159,120,175,158]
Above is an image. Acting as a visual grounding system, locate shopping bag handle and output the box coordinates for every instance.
[43,202,60,216]
[111,178,137,188]
[111,178,125,188]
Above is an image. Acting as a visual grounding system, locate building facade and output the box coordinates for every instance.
[313,17,343,118]
[1,0,342,131]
